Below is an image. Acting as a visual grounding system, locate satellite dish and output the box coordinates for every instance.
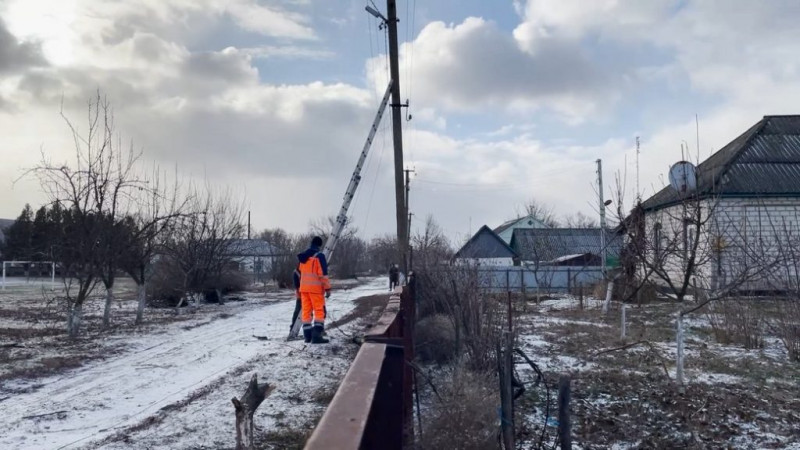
[668,161,697,194]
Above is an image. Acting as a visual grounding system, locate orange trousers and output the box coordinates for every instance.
[300,291,326,324]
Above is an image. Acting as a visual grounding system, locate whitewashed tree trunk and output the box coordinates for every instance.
[135,283,146,325]
[621,305,627,339]
[102,286,114,328]
[676,313,685,385]
[603,280,614,314]
[67,304,83,338]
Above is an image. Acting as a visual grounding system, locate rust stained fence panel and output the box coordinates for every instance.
[305,279,416,450]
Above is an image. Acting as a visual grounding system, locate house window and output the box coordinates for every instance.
[653,223,662,259]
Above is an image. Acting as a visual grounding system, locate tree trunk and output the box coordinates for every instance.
[102,286,115,328]
[676,312,685,387]
[135,283,146,325]
[67,303,83,338]
[232,374,274,450]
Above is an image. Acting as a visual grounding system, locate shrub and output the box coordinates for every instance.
[416,266,505,372]
[418,366,498,450]
[705,300,765,349]
[766,299,800,362]
[415,314,457,365]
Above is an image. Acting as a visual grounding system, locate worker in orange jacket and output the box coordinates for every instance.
[297,236,330,344]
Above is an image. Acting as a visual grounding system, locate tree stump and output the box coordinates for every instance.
[232,373,274,450]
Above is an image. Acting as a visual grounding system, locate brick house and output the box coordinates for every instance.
[641,115,800,292]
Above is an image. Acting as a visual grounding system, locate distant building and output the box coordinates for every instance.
[510,228,622,267]
[223,239,277,275]
[493,214,549,244]
[641,115,800,291]
[453,225,518,266]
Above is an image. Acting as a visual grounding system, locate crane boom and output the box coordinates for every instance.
[321,80,393,262]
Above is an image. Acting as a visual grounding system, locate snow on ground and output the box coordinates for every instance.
[0,277,389,450]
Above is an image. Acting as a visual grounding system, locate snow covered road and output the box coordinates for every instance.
[0,277,389,449]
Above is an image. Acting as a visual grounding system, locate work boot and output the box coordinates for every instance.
[302,325,313,343]
[311,324,330,344]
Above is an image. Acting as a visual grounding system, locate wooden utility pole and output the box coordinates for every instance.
[386,0,408,274]
[596,159,607,277]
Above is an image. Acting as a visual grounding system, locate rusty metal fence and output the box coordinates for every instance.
[305,277,416,450]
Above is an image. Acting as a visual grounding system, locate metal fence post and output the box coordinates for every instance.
[558,375,572,450]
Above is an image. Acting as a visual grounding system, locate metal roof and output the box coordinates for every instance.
[454,225,518,259]
[510,228,622,262]
[223,239,276,257]
[642,115,800,211]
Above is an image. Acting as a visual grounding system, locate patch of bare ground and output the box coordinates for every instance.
[326,293,389,331]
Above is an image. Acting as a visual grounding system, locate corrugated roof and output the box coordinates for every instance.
[510,228,622,262]
[642,115,800,211]
[454,225,517,259]
[224,239,276,257]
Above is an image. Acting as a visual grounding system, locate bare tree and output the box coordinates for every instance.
[308,215,365,278]
[120,167,184,324]
[27,93,144,337]
[519,199,559,228]
[259,228,297,288]
[412,215,452,271]
[562,211,598,228]
[160,184,245,309]
[611,174,783,383]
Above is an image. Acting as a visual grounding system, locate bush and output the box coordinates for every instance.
[766,299,800,362]
[147,257,251,306]
[415,314,457,365]
[706,300,765,349]
[418,366,498,450]
[416,266,505,372]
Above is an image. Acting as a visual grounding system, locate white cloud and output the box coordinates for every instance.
[369,17,622,122]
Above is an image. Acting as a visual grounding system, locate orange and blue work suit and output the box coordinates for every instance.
[297,245,330,330]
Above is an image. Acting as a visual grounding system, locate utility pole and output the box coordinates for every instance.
[247,210,251,240]
[596,159,607,277]
[386,0,408,274]
[635,137,640,203]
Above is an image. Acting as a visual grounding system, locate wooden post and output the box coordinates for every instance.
[558,375,572,450]
[676,313,685,387]
[232,374,274,450]
[578,285,584,311]
[498,332,515,450]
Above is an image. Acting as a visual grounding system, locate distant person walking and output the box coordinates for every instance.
[297,236,330,344]
[389,264,399,291]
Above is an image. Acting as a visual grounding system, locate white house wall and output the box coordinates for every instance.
[645,197,800,292]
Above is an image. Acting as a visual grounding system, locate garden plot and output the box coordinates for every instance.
[514,295,800,449]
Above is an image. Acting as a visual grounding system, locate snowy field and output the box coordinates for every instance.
[0,277,390,449]
[511,295,800,449]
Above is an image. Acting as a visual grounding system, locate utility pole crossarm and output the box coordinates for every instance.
[322,81,394,262]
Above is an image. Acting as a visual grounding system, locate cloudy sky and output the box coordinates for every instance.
[1,0,799,243]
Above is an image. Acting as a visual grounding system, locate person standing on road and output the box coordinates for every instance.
[297,236,330,344]
[389,264,399,291]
